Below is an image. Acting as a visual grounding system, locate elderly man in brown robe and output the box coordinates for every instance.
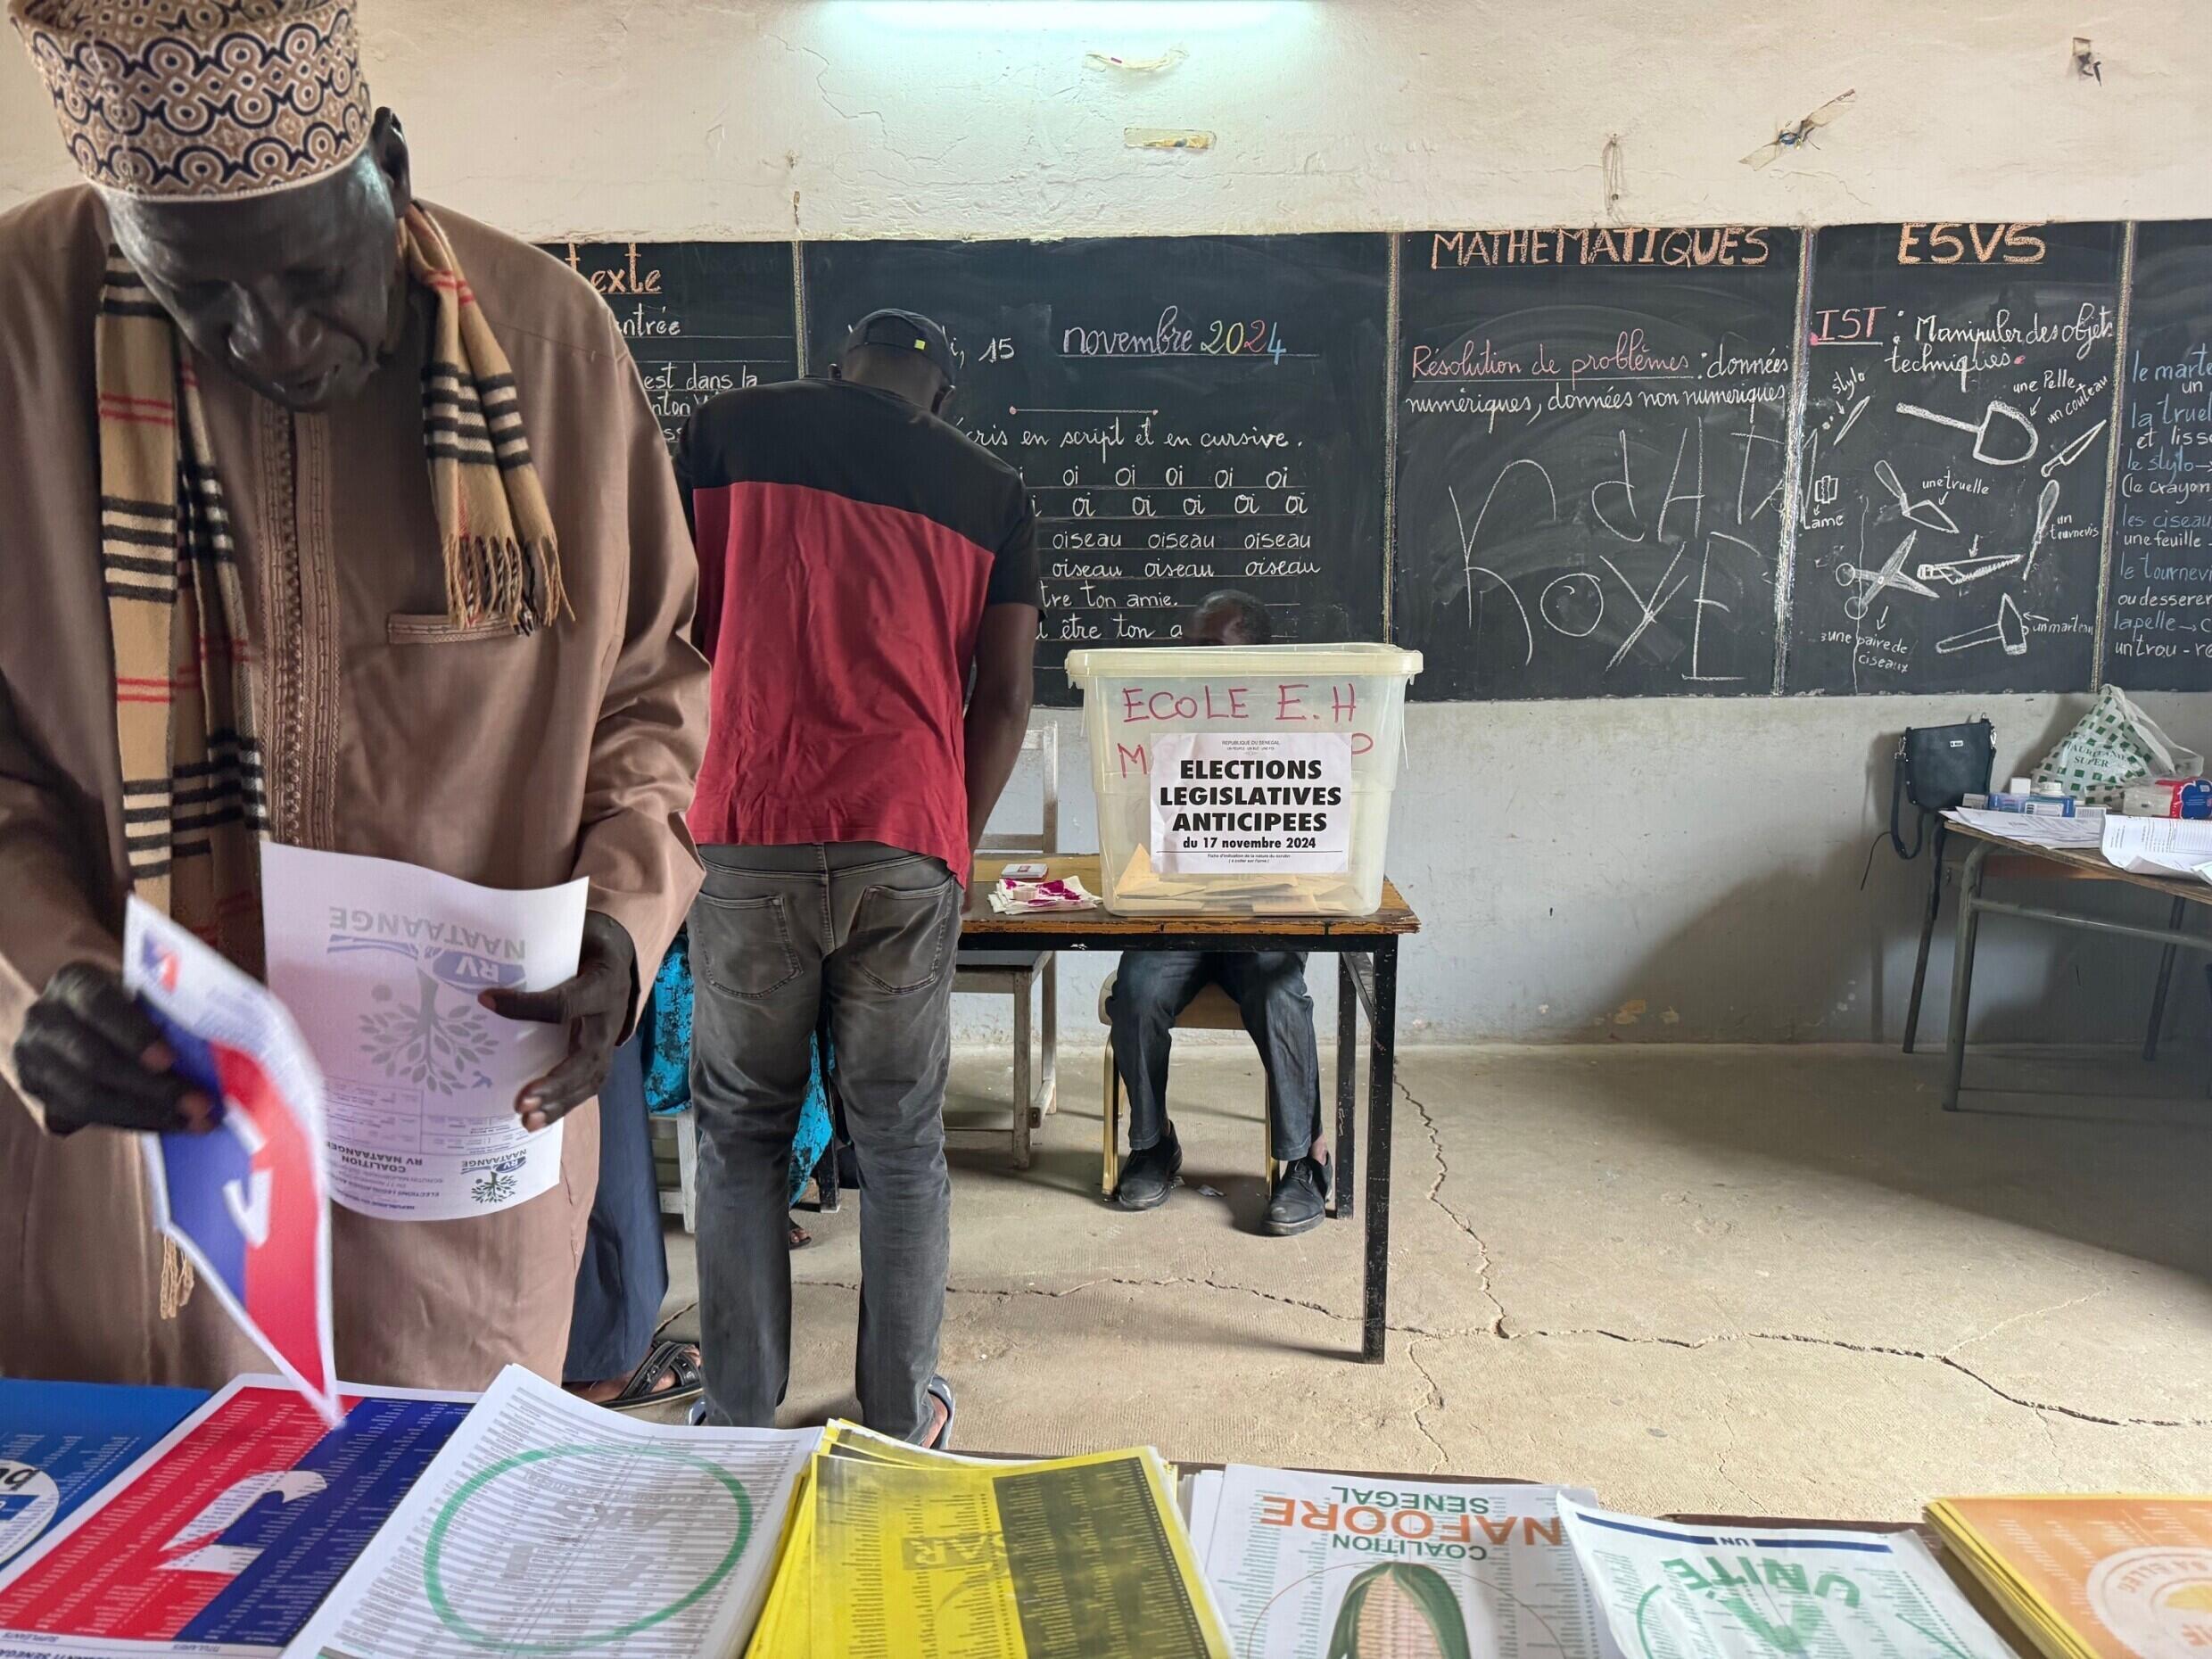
[0,0,707,1390]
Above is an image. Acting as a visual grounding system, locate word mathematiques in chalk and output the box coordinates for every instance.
[1394,226,1802,699]
[803,235,1391,705]
[546,241,800,449]
[1787,221,2122,694]
[2107,220,2212,691]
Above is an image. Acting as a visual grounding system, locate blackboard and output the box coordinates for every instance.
[1784,222,2123,695]
[1393,227,1802,699]
[541,241,799,449]
[2107,221,2212,690]
[802,235,1391,704]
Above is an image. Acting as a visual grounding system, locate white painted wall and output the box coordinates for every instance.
[4,0,2208,1043]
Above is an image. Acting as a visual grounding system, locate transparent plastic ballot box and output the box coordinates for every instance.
[1065,643,1422,917]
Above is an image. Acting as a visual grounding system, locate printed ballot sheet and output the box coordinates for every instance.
[285,1366,816,1659]
[1558,1498,2017,1659]
[261,845,587,1221]
[0,1377,470,1659]
[747,1424,1228,1659]
[1188,1466,1614,1659]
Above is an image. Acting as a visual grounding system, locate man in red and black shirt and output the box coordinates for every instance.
[677,310,1038,1447]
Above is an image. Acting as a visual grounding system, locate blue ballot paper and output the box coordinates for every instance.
[0,1379,205,1568]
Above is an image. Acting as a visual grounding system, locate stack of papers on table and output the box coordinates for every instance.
[1561,1498,2020,1659]
[749,1424,1228,1657]
[1945,808,2106,850]
[1185,1465,1614,1659]
[2098,818,2212,883]
[1928,1495,2212,1659]
[287,1366,817,1659]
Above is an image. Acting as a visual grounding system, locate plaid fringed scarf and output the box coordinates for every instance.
[96,206,564,1316]
[400,206,566,632]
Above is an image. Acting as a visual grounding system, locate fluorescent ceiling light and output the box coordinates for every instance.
[836,3,1299,31]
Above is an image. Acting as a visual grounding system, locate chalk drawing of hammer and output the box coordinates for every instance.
[1935,591,2029,656]
[1895,398,2041,466]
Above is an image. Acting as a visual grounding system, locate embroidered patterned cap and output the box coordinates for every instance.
[10,0,371,200]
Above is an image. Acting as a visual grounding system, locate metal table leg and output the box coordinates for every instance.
[1362,940,1398,1363]
[2144,895,2189,1062]
[1334,953,1358,1220]
[1903,824,1949,1054]
[1943,840,1993,1111]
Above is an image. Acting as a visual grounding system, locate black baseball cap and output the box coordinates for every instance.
[841,308,959,388]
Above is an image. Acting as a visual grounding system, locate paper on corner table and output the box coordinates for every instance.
[2099,815,2212,883]
[1944,808,2104,850]
[260,844,586,1221]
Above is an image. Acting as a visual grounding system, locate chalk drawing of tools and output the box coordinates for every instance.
[1896,398,2040,465]
[2019,477,2061,578]
[1874,458,1960,532]
[1935,591,2028,656]
[2040,417,2108,478]
[1836,530,1938,620]
[1917,535,2023,587]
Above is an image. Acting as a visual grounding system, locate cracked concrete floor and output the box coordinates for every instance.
[656,1044,2212,1518]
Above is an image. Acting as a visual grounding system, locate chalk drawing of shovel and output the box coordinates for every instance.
[2021,478,2060,579]
[1896,398,2041,466]
[1935,591,2028,656]
[1875,458,1960,532]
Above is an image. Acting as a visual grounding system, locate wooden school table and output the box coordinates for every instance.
[1904,818,2212,1110]
[962,855,1421,1364]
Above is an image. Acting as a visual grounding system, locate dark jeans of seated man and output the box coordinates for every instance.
[1108,952,1324,1221]
[689,841,960,1443]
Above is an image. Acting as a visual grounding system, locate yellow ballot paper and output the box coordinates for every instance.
[748,1425,1228,1659]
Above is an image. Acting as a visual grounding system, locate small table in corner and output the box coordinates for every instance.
[962,854,1421,1364]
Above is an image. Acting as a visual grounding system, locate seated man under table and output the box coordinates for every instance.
[1105,590,1329,1235]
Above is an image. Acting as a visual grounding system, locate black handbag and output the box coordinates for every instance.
[1888,719,1995,859]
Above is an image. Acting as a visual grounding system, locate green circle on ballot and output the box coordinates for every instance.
[422,1444,755,1653]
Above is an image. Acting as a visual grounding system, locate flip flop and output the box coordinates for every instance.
[604,1338,703,1414]
[788,1219,812,1250]
[922,1375,956,1450]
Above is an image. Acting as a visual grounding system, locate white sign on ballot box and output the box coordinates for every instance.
[1149,731,1352,876]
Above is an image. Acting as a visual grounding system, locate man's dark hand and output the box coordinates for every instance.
[12,962,214,1136]
[479,912,636,1132]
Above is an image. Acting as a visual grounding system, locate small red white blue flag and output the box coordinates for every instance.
[124,900,340,1424]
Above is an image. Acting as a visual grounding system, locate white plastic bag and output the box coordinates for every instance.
[2033,684,2205,806]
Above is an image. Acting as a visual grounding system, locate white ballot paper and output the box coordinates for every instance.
[1189,1465,1617,1659]
[1558,1498,2016,1659]
[2100,815,2212,882]
[284,1366,818,1659]
[261,844,587,1220]
[1944,808,2105,850]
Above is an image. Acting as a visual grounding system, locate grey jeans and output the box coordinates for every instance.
[689,841,961,1441]
[1108,951,1322,1161]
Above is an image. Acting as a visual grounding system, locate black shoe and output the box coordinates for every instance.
[1265,1156,1330,1236]
[1113,1124,1182,1210]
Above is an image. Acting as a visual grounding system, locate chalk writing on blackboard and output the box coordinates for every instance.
[1785,221,2121,695]
[1393,227,1802,699]
[2107,221,2212,689]
[547,241,799,448]
[804,236,1389,703]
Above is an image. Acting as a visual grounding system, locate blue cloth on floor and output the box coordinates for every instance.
[643,926,833,1209]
